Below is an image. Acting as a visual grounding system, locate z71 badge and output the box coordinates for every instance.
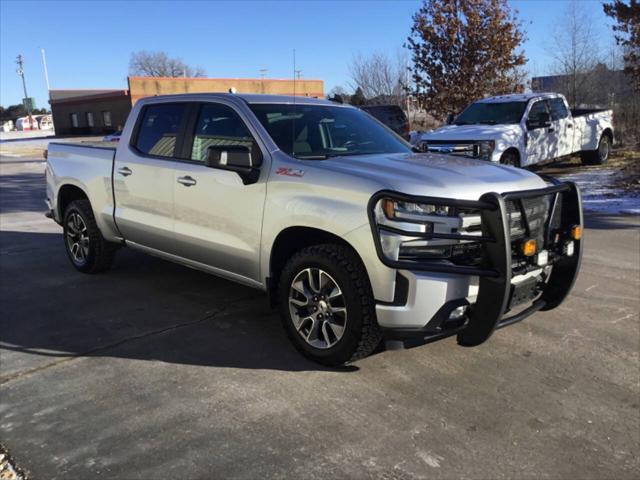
[275,167,305,178]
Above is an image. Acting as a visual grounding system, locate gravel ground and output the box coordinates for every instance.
[0,154,638,479]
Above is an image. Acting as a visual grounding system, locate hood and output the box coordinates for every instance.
[420,123,521,142]
[314,152,546,200]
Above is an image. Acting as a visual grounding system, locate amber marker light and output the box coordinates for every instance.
[382,199,396,219]
[521,239,537,257]
[570,225,582,240]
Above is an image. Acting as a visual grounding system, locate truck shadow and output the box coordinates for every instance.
[0,230,358,374]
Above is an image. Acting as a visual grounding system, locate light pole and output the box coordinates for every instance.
[16,54,34,129]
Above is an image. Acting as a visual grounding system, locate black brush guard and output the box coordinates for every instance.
[368,180,583,346]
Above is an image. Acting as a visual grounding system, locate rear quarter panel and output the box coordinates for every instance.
[572,111,613,151]
[47,143,121,241]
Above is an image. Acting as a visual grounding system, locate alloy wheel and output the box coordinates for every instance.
[66,212,90,264]
[288,268,347,349]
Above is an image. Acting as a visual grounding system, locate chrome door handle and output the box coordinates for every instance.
[117,166,132,177]
[177,176,197,187]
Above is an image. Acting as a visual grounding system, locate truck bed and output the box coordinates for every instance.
[570,108,610,117]
[46,142,120,240]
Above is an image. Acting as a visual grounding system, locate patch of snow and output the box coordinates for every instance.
[554,167,640,215]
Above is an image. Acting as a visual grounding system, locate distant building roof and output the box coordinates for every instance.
[49,89,129,104]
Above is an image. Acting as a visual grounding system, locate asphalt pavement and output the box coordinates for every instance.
[1,156,638,479]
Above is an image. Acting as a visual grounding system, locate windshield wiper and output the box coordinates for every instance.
[479,120,498,125]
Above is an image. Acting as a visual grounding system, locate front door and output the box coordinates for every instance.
[172,101,267,283]
[113,102,188,252]
[525,99,558,165]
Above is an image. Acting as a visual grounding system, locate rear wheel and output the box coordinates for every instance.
[581,134,610,165]
[278,244,382,366]
[63,199,116,273]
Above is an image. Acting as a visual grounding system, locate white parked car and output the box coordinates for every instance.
[15,116,39,131]
[414,93,614,167]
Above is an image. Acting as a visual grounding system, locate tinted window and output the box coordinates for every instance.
[249,104,410,159]
[454,101,527,125]
[135,103,186,158]
[548,98,569,120]
[190,103,256,162]
[527,100,549,125]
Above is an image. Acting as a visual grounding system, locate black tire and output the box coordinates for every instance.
[63,199,116,273]
[278,244,382,366]
[581,134,610,165]
[500,150,520,167]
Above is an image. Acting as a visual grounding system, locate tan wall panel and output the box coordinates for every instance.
[128,77,323,105]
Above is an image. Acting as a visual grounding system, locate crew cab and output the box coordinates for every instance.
[46,94,583,366]
[413,93,614,168]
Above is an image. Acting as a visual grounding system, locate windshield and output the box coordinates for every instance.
[454,101,527,125]
[249,103,411,159]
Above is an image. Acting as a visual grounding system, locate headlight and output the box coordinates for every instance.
[477,140,495,160]
[373,196,483,265]
[382,199,453,222]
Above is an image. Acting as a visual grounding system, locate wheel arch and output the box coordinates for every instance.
[602,127,613,144]
[57,183,90,219]
[267,226,365,306]
[500,147,521,167]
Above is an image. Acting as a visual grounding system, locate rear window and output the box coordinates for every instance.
[548,98,569,120]
[134,103,186,158]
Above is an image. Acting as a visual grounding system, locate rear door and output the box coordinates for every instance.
[171,101,267,283]
[113,102,188,252]
[548,97,573,157]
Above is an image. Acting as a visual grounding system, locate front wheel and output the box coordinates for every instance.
[500,150,520,167]
[278,244,382,366]
[63,199,116,273]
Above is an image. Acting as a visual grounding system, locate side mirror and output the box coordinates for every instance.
[205,145,261,184]
[446,113,455,125]
[417,140,429,152]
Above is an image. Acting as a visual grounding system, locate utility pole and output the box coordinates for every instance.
[16,54,34,129]
[259,69,268,93]
[295,69,302,80]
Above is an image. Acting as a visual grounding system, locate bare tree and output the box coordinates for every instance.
[348,50,409,106]
[129,51,205,78]
[327,85,350,103]
[547,1,602,107]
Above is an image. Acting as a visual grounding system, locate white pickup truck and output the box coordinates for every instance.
[46,93,583,366]
[414,93,614,168]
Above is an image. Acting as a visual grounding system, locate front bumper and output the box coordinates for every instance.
[370,180,583,346]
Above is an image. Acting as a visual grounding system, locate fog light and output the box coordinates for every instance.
[449,306,467,320]
[536,249,549,266]
[570,225,582,240]
[521,239,537,257]
[563,241,575,257]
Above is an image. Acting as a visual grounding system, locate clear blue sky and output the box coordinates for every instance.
[0,0,616,109]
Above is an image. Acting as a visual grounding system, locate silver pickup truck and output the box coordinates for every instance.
[46,94,583,365]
